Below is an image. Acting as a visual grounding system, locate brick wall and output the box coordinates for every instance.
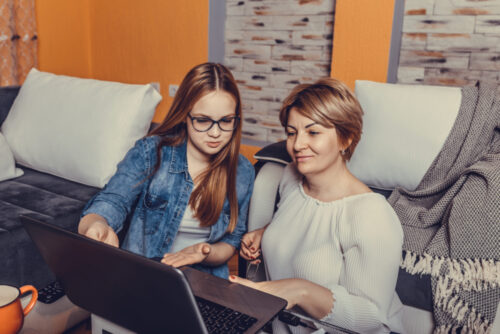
[398,0,500,92]
[226,0,500,143]
[225,0,335,143]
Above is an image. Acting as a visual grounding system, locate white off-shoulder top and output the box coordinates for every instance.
[261,164,404,334]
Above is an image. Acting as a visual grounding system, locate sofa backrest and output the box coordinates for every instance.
[0,86,20,127]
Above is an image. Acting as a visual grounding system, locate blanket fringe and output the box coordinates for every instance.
[403,251,497,333]
[401,251,500,291]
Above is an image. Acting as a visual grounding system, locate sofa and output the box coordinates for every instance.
[243,80,500,334]
[0,69,162,333]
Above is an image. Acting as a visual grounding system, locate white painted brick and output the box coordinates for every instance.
[270,73,317,89]
[234,71,271,87]
[399,50,470,69]
[290,61,330,76]
[475,16,500,34]
[241,30,292,45]
[270,15,334,32]
[224,57,244,72]
[401,33,427,50]
[403,15,475,33]
[242,123,269,142]
[227,0,246,16]
[291,31,333,46]
[397,66,425,84]
[245,0,335,16]
[243,99,283,115]
[243,59,290,73]
[267,128,287,143]
[226,16,274,30]
[423,68,483,86]
[470,52,500,71]
[427,33,500,52]
[435,0,500,15]
[479,70,499,81]
[240,86,291,103]
[272,45,323,61]
[404,0,435,15]
[225,43,272,59]
[225,30,245,44]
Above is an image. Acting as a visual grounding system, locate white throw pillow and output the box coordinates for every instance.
[1,68,162,188]
[0,132,23,182]
[348,80,462,191]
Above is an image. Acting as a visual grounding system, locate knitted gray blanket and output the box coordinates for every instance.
[388,82,500,333]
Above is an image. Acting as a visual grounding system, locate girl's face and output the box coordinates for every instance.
[186,90,237,161]
[285,107,345,177]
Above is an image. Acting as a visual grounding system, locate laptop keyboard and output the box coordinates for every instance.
[196,297,257,334]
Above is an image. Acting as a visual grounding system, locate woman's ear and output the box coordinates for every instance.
[341,136,353,152]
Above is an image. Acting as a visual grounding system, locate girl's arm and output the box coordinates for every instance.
[162,241,235,267]
[79,138,155,236]
[78,213,119,247]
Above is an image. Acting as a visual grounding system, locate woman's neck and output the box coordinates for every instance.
[302,161,355,202]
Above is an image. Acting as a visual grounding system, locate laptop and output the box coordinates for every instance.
[21,215,287,334]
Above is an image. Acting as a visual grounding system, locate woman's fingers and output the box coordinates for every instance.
[228,275,256,289]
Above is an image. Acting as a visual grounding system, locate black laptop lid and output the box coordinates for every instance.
[21,215,208,334]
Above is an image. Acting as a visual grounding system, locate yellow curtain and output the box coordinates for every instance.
[0,0,37,86]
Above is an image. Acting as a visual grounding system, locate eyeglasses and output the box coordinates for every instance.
[188,114,240,132]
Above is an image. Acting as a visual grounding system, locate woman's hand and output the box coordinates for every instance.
[162,242,211,268]
[229,276,334,319]
[240,227,266,262]
[229,276,304,310]
[78,214,119,247]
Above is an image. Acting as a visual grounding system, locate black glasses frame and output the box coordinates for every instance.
[188,114,240,132]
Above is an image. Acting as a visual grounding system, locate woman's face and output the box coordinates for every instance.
[186,90,237,161]
[285,107,345,177]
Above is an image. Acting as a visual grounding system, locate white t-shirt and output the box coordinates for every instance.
[262,165,404,334]
[170,206,210,253]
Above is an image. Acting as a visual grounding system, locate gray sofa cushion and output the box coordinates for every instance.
[0,166,99,288]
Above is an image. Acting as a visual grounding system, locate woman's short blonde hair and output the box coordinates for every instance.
[279,77,363,161]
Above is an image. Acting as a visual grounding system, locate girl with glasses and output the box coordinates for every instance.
[78,63,254,279]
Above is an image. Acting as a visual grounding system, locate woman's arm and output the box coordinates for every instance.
[229,276,334,319]
[231,200,403,333]
[318,201,403,332]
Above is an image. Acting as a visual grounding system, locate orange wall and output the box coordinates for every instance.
[36,0,209,122]
[331,0,396,90]
[36,0,92,78]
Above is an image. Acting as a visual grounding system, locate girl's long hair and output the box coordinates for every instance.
[148,63,242,232]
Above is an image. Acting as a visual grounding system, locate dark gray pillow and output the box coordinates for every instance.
[0,86,20,127]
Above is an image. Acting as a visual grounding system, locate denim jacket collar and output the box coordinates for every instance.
[168,140,190,181]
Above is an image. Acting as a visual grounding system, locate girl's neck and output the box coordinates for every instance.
[186,141,210,183]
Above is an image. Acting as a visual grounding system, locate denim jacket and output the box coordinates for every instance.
[82,136,255,278]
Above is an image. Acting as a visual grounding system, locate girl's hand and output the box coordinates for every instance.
[229,275,304,310]
[162,242,211,267]
[239,227,266,261]
[79,215,119,247]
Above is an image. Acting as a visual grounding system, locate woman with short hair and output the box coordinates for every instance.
[234,78,404,333]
